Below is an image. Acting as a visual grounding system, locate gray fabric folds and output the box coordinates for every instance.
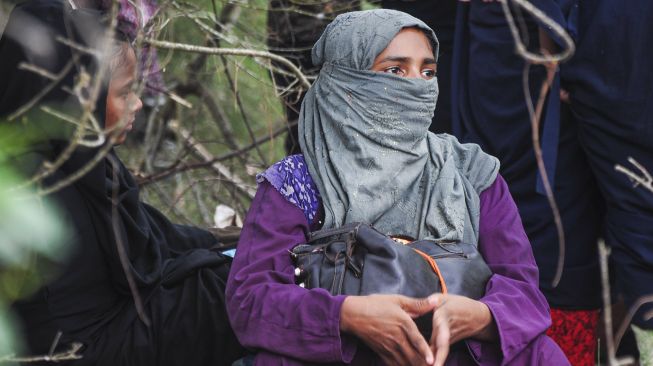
[299,9,499,243]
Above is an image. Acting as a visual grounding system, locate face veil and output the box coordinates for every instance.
[298,9,499,243]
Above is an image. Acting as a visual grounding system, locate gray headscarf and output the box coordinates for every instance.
[299,9,499,244]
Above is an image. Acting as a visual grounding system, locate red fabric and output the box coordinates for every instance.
[547,308,599,366]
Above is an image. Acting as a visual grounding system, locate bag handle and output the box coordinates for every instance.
[308,222,363,242]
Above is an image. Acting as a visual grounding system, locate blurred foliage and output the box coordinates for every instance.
[634,326,653,366]
[0,158,68,357]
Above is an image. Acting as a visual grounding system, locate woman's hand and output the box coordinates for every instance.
[340,294,438,366]
[428,294,498,366]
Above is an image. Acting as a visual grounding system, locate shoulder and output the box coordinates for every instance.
[430,133,500,194]
[256,154,320,223]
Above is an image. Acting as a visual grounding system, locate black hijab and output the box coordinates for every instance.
[1,1,242,364]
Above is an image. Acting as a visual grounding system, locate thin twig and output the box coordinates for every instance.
[189,172,212,226]
[150,181,195,224]
[503,0,574,288]
[220,55,268,165]
[500,0,575,64]
[0,342,83,363]
[615,157,653,194]
[175,125,256,198]
[598,241,638,366]
[615,294,653,353]
[599,240,618,365]
[36,140,114,196]
[47,331,63,357]
[39,106,106,148]
[176,80,242,155]
[521,61,566,287]
[168,176,229,214]
[144,39,311,88]
[10,1,121,194]
[55,36,102,58]
[137,121,293,186]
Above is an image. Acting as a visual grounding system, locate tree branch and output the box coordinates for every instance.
[136,121,293,186]
[174,124,256,199]
[615,157,653,194]
[144,39,311,89]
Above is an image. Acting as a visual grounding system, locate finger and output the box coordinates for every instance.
[434,325,450,366]
[395,336,428,366]
[430,313,451,366]
[401,295,438,318]
[402,315,434,365]
[379,352,397,366]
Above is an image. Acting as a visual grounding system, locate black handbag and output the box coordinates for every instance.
[290,222,492,336]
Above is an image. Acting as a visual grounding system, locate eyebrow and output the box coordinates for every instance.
[117,78,135,91]
[379,56,437,64]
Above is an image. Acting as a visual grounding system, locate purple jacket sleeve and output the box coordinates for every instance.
[225,181,357,364]
[465,175,553,365]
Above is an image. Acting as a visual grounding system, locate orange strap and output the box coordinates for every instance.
[412,248,448,294]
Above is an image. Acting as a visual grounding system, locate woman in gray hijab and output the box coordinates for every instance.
[226,9,568,366]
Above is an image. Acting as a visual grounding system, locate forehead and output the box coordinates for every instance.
[110,44,136,79]
[379,28,435,59]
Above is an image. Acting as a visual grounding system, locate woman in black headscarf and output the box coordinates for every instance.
[0,1,242,364]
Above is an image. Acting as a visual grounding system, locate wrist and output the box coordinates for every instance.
[474,301,498,341]
[340,296,355,334]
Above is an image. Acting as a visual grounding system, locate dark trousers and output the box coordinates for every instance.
[453,0,653,328]
[563,0,653,328]
[452,0,604,310]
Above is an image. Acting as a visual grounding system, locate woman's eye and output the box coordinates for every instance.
[384,66,403,75]
[421,69,436,79]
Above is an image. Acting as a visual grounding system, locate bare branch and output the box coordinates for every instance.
[504,0,576,288]
[176,81,242,155]
[500,0,575,64]
[36,140,114,196]
[39,106,106,148]
[174,124,256,199]
[615,157,653,194]
[8,59,76,121]
[145,38,311,89]
[615,294,653,354]
[520,61,566,288]
[55,36,102,58]
[189,172,213,226]
[136,121,293,186]
[8,1,121,194]
[0,342,83,363]
[599,241,618,365]
[220,56,268,165]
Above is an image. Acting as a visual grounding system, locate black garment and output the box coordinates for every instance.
[561,0,653,328]
[1,1,243,364]
[381,0,457,134]
[451,0,604,310]
[453,0,653,330]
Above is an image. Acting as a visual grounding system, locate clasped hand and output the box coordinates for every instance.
[340,293,496,366]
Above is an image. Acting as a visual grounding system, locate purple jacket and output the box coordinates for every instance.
[226,158,568,365]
